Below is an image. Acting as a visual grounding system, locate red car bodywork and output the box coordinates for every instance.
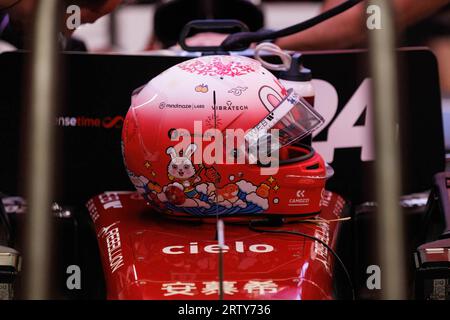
[87,190,347,300]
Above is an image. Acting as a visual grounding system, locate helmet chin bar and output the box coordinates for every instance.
[279,145,334,181]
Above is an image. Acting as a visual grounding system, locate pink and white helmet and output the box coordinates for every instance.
[122,55,326,217]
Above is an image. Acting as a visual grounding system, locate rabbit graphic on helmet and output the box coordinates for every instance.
[161,143,211,209]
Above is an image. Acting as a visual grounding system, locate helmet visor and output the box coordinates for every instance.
[244,88,324,156]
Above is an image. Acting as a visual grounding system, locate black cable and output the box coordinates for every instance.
[248,219,355,300]
[221,0,365,51]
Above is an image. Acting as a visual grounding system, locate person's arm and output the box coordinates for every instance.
[0,0,20,10]
[276,0,450,51]
[3,0,121,35]
[75,0,122,24]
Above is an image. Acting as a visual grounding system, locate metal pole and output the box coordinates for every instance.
[109,10,119,49]
[24,0,60,299]
[367,0,406,299]
[217,220,225,300]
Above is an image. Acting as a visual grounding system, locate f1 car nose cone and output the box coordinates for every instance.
[88,191,347,300]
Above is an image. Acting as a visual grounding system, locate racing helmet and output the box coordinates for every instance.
[122,55,328,217]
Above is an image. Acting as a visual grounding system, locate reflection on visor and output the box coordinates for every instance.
[245,89,324,152]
